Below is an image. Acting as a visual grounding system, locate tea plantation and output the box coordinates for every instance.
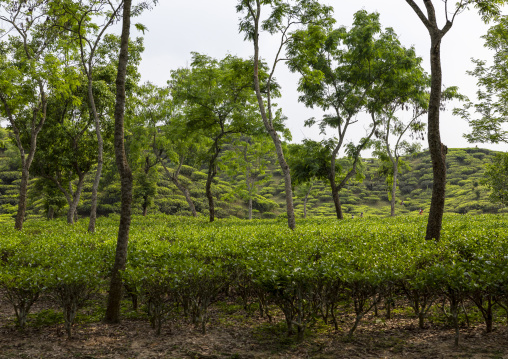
[1,214,507,345]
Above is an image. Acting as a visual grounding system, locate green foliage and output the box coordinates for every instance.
[482,152,508,206]
[456,15,508,145]
[1,214,508,340]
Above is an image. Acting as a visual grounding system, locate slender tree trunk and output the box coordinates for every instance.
[329,177,343,220]
[105,0,133,324]
[15,168,29,230]
[425,34,446,241]
[251,1,295,230]
[47,206,54,220]
[66,176,86,224]
[174,179,197,217]
[142,199,148,216]
[248,197,252,220]
[88,120,103,232]
[303,184,312,219]
[390,160,398,217]
[206,162,216,222]
[3,96,46,230]
[404,0,452,241]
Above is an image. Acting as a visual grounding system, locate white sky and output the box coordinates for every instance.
[130,0,508,156]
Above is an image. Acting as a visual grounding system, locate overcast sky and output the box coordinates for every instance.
[129,0,508,156]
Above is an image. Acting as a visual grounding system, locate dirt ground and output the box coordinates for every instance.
[1,296,508,359]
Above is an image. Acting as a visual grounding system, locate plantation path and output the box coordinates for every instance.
[1,299,507,359]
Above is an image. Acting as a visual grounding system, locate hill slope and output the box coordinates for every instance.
[0,147,505,221]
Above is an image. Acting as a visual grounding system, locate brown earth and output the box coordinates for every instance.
[1,296,507,359]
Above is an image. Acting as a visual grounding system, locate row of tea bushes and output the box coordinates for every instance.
[0,214,507,343]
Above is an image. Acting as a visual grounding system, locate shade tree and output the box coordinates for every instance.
[403,0,508,241]
[53,0,124,232]
[237,0,335,229]
[0,0,79,229]
[168,53,263,222]
[372,73,429,217]
[31,86,97,224]
[287,10,426,219]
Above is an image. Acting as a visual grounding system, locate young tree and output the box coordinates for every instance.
[169,53,262,222]
[287,140,331,218]
[221,134,275,220]
[0,1,76,230]
[237,0,334,229]
[455,15,508,145]
[287,11,425,219]
[403,0,507,240]
[54,0,124,232]
[372,82,429,217]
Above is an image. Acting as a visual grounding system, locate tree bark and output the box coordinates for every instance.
[105,0,133,324]
[391,160,398,217]
[329,176,343,220]
[15,168,30,229]
[1,92,47,230]
[425,34,446,241]
[248,197,253,220]
[206,159,217,222]
[404,0,453,241]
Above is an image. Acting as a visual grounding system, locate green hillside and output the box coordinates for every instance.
[0,146,505,222]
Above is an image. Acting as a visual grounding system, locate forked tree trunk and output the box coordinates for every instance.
[104,0,133,324]
[160,160,198,217]
[250,1,296,230]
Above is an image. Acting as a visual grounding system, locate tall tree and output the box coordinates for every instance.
[31,87,97,224]
[0,0,74,230]
[287,11,425,219]
[237,0,334,229]
[404,0,507,240]
[104,0,133,324]
[54,0,123,232]
[169,53,263,222]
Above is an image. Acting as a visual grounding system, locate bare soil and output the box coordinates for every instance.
[1,296,507,359]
